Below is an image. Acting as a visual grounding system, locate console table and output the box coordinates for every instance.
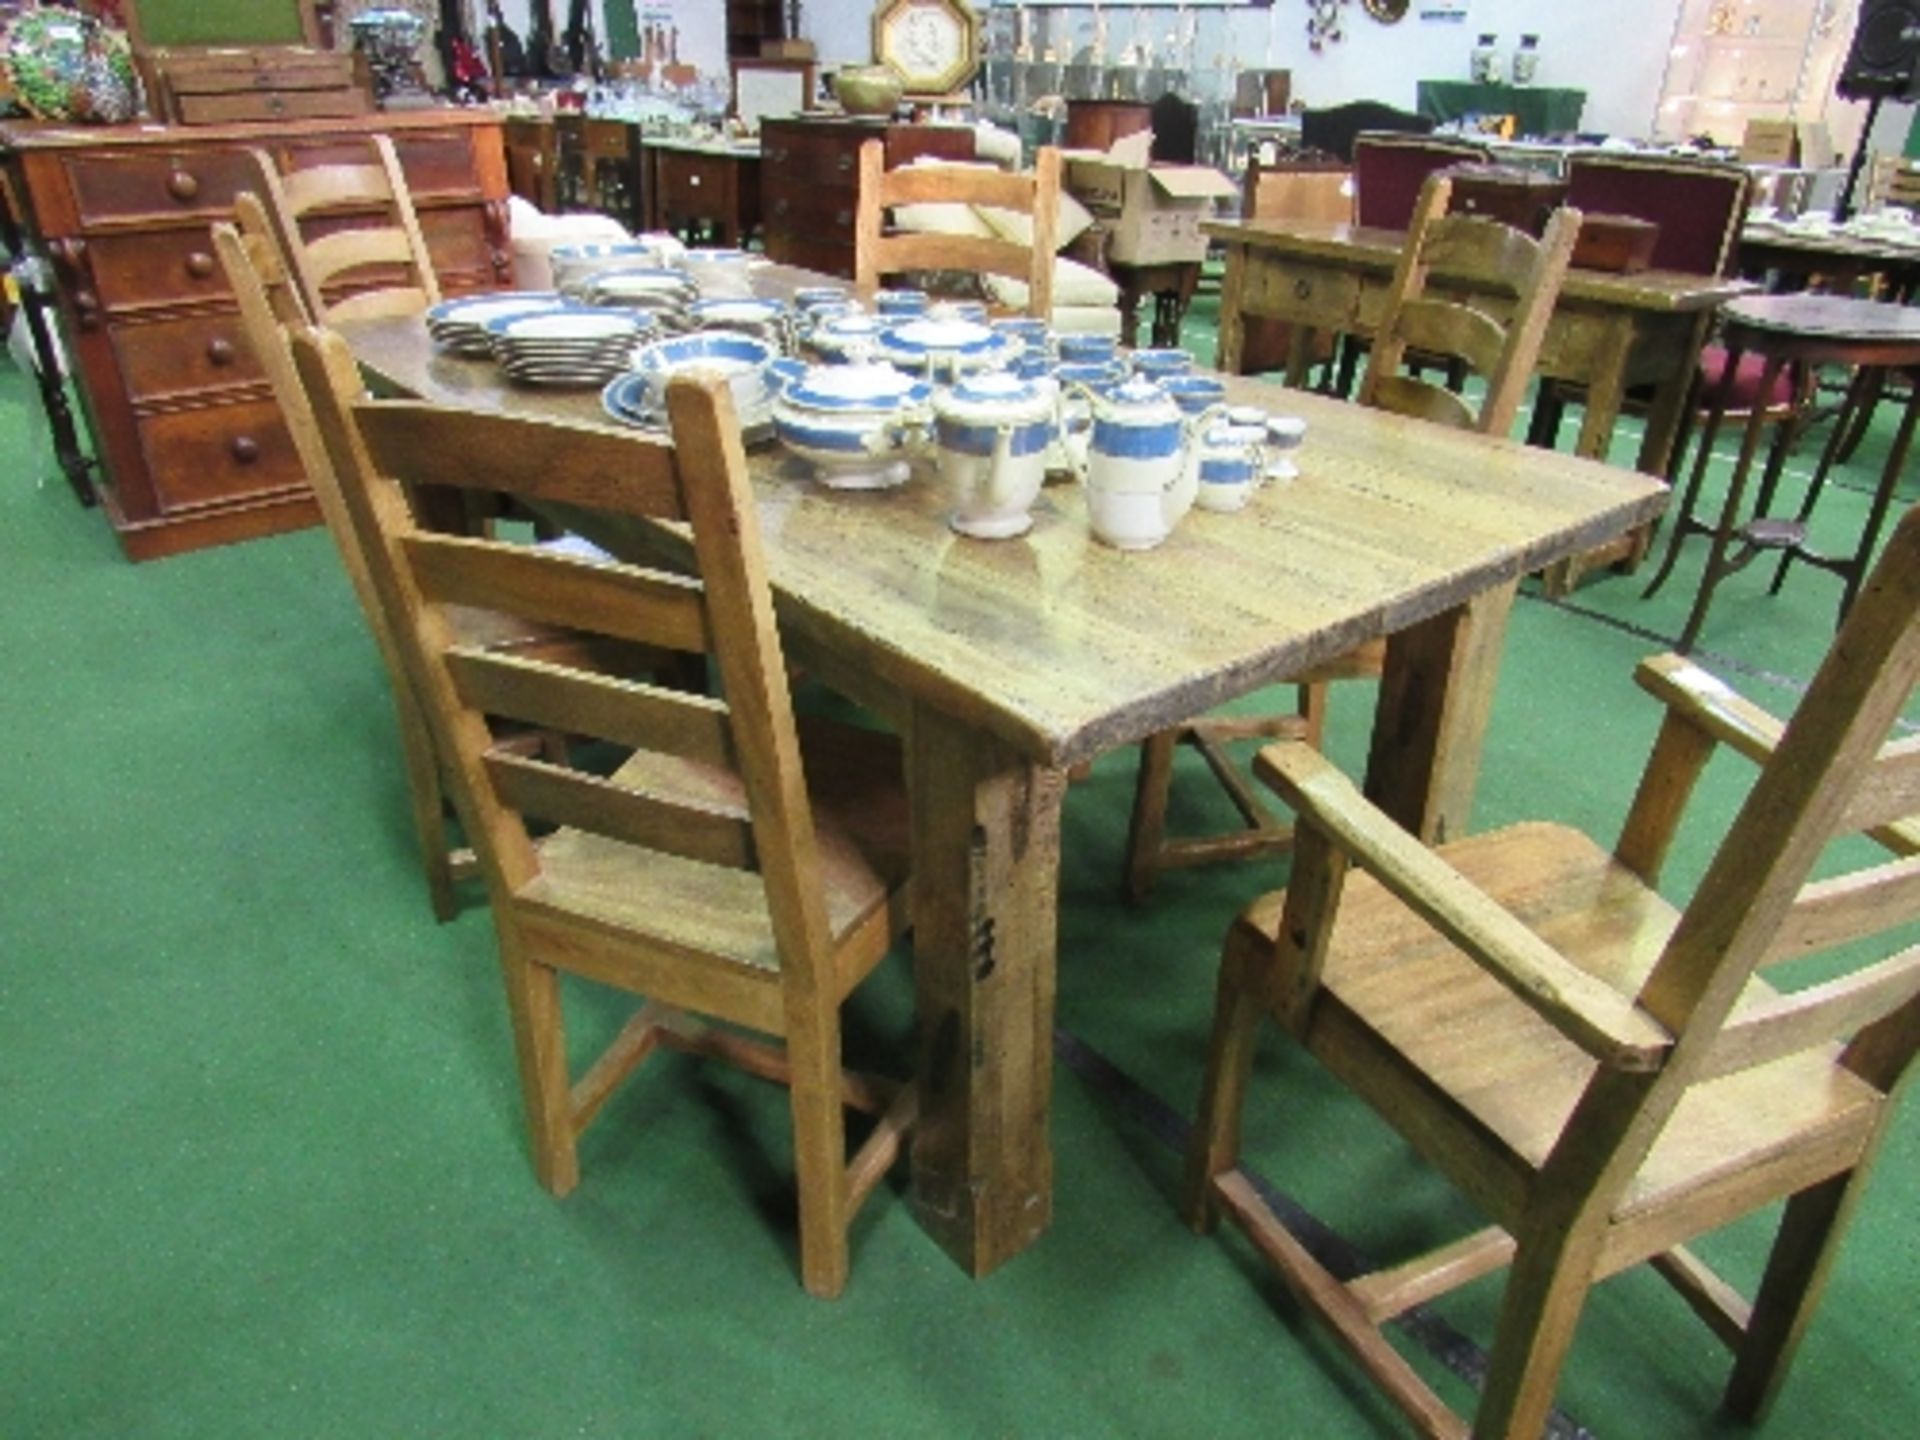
[1416,81,1587,138]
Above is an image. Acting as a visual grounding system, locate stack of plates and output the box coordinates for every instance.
[687,296,791,351]
[426,292,567,356]
[632,332,779,429]
[486,307,654,387]
[551,241,675,297]
[580,267,699,332]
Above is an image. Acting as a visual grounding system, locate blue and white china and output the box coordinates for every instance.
[632,331,777,419]
[1052,358,1129,391]
[931,372,1058,539]
[809,312,893,364]
[1265,415,1308,482]
[927,299,989,324]
[486,306,652,386]
[583,266,697,308]
[550,240,676,296]
[875,314,1012,383]
[1074,377,1205,550]
[1131,347,1193,380]
[600,371,666,431]
[765,355,809,396]
[1194,421,1263,513]
[875,288,929,318]
[688,295,791,350]
[681,247,764,298]
[1057,333,1119,366]
[771,361,934,489]
[426,291,568,355]
[992,316,1053,373]
[1159,373,1226,416]
[793,285,851,314]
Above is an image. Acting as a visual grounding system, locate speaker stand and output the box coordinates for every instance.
[1835,94,1885,222]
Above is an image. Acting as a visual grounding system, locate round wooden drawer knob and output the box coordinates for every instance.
[230,436,260,464]
[207,337,236,366]
[1293,278,1314,301]
[168,170,200,202]
[185,251,216,279]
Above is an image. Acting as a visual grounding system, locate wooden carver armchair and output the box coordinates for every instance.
[1184,502,1920,1436]
[292,328,918,1297]
[1124,176,1581,902]
[854,139,1062,318]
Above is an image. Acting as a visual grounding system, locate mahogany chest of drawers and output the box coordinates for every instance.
[759,117,974,279]
[1,111,509,560]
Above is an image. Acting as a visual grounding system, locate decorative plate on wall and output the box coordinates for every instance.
[3,8,138,122]
[1363,0,1411,22]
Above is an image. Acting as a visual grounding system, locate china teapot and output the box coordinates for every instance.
[932,372,1057,539]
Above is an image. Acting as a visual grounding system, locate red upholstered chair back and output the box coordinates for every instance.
[1353,133,1491,230]
[1564,154,1751,276]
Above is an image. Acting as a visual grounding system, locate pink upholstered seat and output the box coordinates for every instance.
[1353,133,1491,230]
[1698,342,1801,413]
[1564,154,1750,278]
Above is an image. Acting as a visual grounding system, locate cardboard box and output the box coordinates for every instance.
[1065,155,1241,265]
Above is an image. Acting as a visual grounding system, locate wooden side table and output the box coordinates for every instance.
[1107,257,1201,350]
[1642,293,1920,650]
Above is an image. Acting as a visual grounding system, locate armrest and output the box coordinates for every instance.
[1637,654,1920,856]
[1255,742,1673,1072]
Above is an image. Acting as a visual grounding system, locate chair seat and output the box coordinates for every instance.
[1237,821,1883,1238]
[1699,342,1799,413]
[520,715,909,993]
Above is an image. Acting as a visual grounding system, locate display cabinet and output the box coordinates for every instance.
[1653,0,1857,148]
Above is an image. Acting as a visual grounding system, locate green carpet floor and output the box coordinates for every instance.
[3,325,1916,1439]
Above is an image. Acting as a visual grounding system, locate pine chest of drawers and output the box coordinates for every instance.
[1,111,509,560]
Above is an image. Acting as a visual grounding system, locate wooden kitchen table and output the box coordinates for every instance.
[340,291,1665,1280]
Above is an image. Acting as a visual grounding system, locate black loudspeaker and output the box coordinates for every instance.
[1839,0,1920,100]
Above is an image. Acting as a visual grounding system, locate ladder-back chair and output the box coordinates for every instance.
[854,139,1061,317]
[1185,502,1920,1437]
[251,134,442,324]
[217,196,596,923]
[1124,176,1581,902]
[291,327,917,1298]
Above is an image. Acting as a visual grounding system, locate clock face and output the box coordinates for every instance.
[875,0,979,96]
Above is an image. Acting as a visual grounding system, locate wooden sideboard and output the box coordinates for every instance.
[1,110,508,560]
[759,117,974,279]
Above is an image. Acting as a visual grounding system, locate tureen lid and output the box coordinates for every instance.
[1094,376,1181,423]
[782,361,931,413]
[879,316,998,358]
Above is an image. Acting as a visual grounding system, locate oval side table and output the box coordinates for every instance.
[1642,292,1920,651]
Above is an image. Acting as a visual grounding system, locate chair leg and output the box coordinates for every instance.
[1182,930,1274,1233]
[787,1005,853,1299]
[1472,1230,1602,1440]
[1125,727,1181,904]
[391,688,462,922]
[497,933,580,1197]
[1298,680,1331,753]
[1723,1168,1871,1422]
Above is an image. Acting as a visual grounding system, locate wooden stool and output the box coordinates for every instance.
[1642,293,1920,651]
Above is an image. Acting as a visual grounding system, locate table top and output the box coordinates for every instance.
[1738,221,1920,265]
[1726,292,1920,343]
[1204,217,1751,312]
[339,284,1664,769]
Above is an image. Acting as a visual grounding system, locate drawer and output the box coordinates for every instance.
[766,231,854,279]
[278,130,483,201]
[1242,259,1363,331]
[656,153,734,212]
[138,399,304,512]
[763,184,855,236]
[759,129,860,188]
[111,312,263,403]
[176,89,367,126]
[68,147,259,226]
[89,229,232,312]
[583,120,637,162]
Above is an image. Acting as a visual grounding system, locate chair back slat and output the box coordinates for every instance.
[1419,217,1542,294]
[1699,948,1920,1081]
[880,163,1043,211]
[484,752,758,870]
[446,648,736,769]
[353,403,688,520]
[1390,296,1508,378]
[302,226,421,281]
[1766,854,1920,965]
[1564,152,1749,277]
[1839,737,1920,835]
[403,534,711,653]
[279,162,392,213]
[1364,374,1478,431]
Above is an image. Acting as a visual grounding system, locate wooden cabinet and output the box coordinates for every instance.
[1,111,509,560]
[648,141,762,248]
[759,117,974,279]
[504,115,558,213]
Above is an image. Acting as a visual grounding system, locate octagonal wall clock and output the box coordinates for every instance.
[872,0,982,100]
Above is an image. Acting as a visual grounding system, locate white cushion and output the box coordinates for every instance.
[972,121,1023,169]
[891,156,1001,240]
[1047,305,1124,338]
[981,255,1120,311]
[975,188,1095,252]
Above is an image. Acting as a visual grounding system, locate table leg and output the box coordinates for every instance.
[1216,245,1247,376]
[1572,315,1634,464]
[1363,579,1517,846]
[907,703,1066,1277]
[1116,281,1142,350]
[1840,378,1920,621]
[1635,313,1712,480]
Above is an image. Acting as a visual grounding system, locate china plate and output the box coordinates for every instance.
[600,372,776,443]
